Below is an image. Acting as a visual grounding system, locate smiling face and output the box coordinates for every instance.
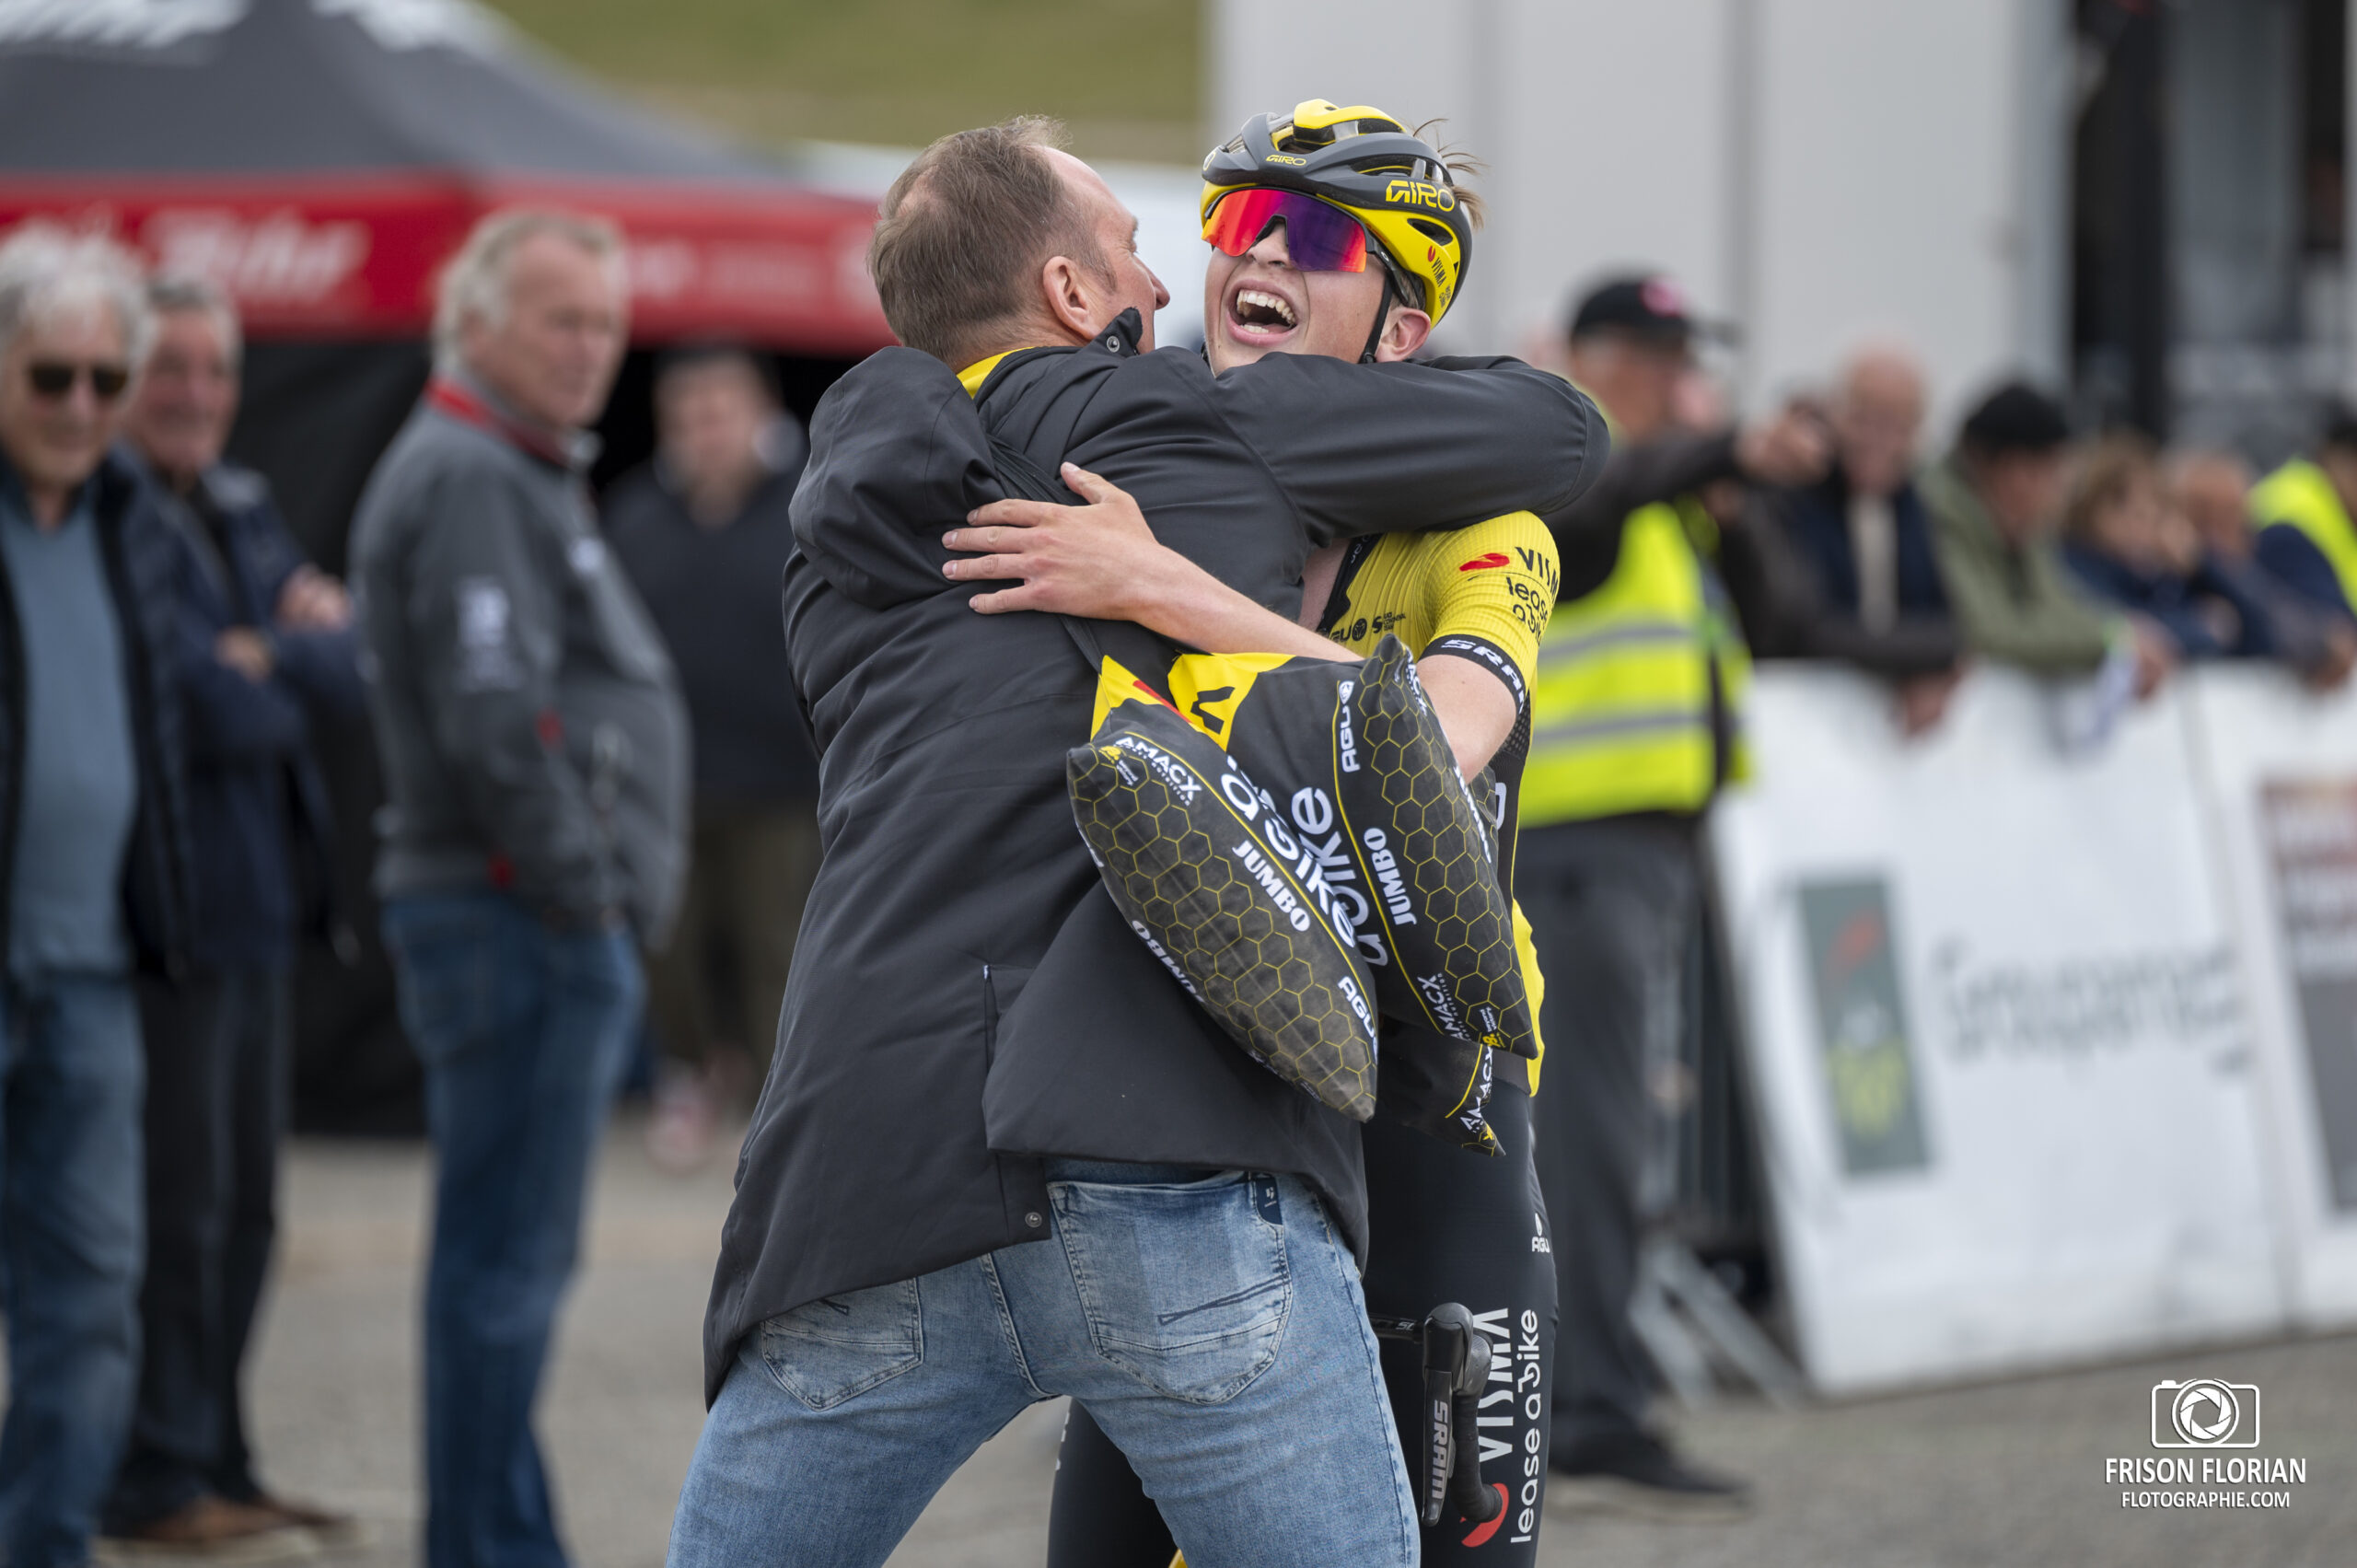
[1202,216,1401,371]
[0,303,132,504]
[128,306,238,491]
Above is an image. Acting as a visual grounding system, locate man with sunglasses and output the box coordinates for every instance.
[673,115,1604,1568]
[0,228,195,1568]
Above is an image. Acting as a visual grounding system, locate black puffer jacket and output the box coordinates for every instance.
[702,316,1607,1399]
[0,447,193,978]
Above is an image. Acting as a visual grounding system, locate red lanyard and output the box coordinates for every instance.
[424,377,573,469]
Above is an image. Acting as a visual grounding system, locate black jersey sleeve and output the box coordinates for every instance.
[1203,353,1610,547]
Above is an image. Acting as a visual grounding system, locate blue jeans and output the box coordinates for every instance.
[382,893,641,1568]
[0,972,145,1568]
[668,1164,1417,1568]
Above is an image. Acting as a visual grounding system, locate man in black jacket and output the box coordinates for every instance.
[103,278,364,1555]
[0,230,193,1568]
[672,119,1605,1568]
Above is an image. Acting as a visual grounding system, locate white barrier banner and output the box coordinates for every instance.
[1712,668,2285,1395]
[2182,665,2357,1330]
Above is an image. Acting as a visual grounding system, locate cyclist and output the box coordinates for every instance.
[943,99,1563,1566]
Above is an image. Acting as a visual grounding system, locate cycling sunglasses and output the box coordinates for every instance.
[25,360,131,402]
[1202,187,1371,273]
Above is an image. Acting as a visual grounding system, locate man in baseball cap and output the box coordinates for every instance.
[1567,273,1734,345]
[1523,272,1819,1517]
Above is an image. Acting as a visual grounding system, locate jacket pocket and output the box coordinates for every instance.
[1051,1170,1290,1405]
[757,1278,924,1411]
[981,964,1034,1066]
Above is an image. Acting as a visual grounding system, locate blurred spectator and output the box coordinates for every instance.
[2167,448,2356,687]
[1728,343,1967,735]
[0,229,193,1568]
[606,346,816,1171]
[2061,436,2247,657]
[100,278,364,1553]
[2058,434,2344,688]
[2247,408,2357,622]
[350,211,687,1568]
[1922,381,2172,697]
[2173,448,2256,557]
[1525,273,1824,1517]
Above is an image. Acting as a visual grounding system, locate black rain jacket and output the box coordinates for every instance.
[702,315,1607,1400]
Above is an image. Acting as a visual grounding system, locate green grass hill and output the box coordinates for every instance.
[482,0,1203,164]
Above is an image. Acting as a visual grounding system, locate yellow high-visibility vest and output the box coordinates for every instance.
[2249,457,2357,611]
[1522,499,1750,826]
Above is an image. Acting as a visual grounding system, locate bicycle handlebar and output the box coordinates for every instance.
[1377,1303,1505,1528]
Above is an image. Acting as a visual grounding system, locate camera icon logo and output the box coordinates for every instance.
[2151,1379,2261,1448]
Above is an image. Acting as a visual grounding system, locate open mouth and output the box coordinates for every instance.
[1225,284,1300,343]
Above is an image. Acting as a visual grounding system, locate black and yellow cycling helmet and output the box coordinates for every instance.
[1201,99,1474,327]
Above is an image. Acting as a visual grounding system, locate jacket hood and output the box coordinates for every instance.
[789,345,1005,610]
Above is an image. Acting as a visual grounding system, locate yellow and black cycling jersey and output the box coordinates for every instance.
[1314,511,1558,1090]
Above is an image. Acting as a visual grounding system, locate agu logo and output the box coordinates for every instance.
[2152,1378,2260,1448]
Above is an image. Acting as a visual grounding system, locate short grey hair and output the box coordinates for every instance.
[147,273,243,372]
[432,209,626,368]
[0,226,155,367]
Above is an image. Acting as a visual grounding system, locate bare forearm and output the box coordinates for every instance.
[1419,653,1517,778]
[1135,562,1353,661]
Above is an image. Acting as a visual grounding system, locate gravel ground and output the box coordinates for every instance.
[179,1123,2357,1568]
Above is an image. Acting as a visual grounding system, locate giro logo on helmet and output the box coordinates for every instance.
[1385,179,1457,211]
[1263,152,1307,166]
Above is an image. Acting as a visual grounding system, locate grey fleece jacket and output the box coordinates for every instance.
[350,377,688,940]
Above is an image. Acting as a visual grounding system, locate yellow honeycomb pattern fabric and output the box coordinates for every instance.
[1068,687,1381,1121]
[1065,638,1536,1144]
[1146,635,1534,1067]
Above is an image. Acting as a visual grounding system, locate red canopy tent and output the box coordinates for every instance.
[0,0,897,561]
[0,0,897,1129]
[0,0,893,350]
